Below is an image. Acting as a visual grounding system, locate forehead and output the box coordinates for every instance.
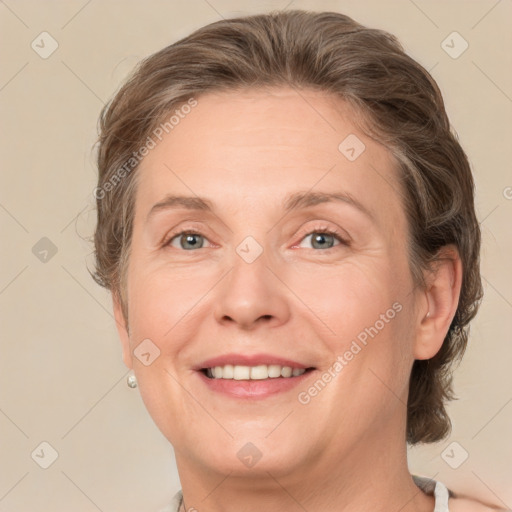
[134,87,404,228]
[159,88,371,163]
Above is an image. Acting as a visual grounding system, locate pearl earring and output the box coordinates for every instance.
[127,374,138,388]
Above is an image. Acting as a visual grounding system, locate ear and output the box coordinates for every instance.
[112,292,133,369]
[413,244,463,360]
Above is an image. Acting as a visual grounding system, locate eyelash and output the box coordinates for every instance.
[162,225,349,252]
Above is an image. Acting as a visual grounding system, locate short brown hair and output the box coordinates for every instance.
[92,10,483,445]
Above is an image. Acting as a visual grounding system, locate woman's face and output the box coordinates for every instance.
[115,88,427,479]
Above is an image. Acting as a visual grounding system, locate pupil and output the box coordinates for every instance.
[313,233,332,249]
[183,234,201,249]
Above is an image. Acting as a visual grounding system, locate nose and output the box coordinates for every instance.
[213,246,291,330]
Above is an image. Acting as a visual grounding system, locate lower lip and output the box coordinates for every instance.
[196,369,316,399]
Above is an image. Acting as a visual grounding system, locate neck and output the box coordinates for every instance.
[174,421,434,512]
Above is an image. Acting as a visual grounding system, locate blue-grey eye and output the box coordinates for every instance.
[311,233,335,249]
[168,232,206,250]
[300,231,342,250]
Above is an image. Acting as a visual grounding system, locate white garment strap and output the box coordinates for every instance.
[433,480,450,512]
[412,475,451,512]
[159,489,182,512]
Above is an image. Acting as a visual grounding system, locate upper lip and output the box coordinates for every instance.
[194,353,314,370]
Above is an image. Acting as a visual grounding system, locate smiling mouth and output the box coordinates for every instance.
[200,365,316,380]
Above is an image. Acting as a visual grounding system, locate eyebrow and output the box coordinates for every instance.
[146,191,375,223]
[284,191,374,221]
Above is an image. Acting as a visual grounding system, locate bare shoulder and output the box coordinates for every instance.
[449,495,509,512]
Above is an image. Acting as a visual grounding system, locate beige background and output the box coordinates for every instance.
[1,0,511,510]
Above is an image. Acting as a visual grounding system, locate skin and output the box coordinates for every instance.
[112,87,495,511]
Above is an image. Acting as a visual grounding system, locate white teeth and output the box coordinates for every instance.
[205,364,307,380]
[250,365,268,380]
[268,365,282,378]
[281,366,293,378]
[233,365,250,380]
[221,364,234,379]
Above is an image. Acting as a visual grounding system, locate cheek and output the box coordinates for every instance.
[127,262,207,340]
[291,259,403,335]
[125,268,199,436]
[301,260,413,386]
